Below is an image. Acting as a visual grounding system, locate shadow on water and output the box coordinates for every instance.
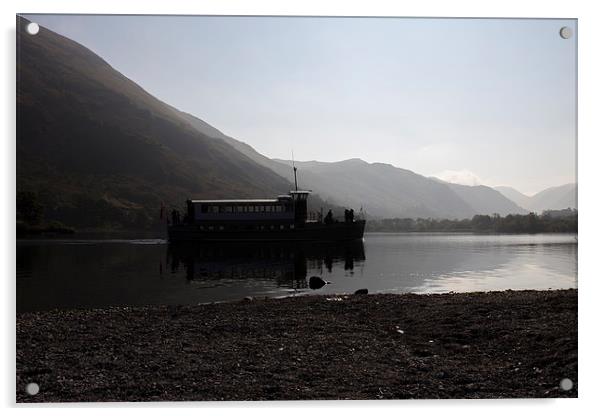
[167,240,366,290]
[17,239,365,312]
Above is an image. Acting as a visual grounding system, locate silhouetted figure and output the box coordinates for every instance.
[171,209,179,225]
[349,209,354,222]
[344,209,350,223]
[324,209,334,225]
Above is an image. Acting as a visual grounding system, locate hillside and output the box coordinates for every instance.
[495,184,577,213]
[174,111,339,213]
[16,17,295,230]
[446,183,528,216]
[494,186,533,210]
[528,183,577,212]
[270,159,526,219]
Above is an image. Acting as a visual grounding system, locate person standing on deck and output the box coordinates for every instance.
[324,209,333,225]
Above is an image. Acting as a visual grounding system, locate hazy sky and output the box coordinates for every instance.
[24,15,576,195]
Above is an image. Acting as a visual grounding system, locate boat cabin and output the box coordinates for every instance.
[186,190,310,227]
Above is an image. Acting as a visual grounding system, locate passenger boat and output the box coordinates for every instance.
[167,190,365,242]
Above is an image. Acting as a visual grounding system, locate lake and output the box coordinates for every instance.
[16,233,577,312]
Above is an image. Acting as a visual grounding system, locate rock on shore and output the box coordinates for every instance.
[16,289,577,402]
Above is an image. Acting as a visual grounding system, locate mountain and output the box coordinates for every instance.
[269,159,527,219]
[494,184,577,212]
[494,186,533,210]
[16,17,296,230]
[446,183,528,216]
[528,183,577,212]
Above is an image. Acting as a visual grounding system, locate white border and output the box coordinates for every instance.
[3,1,600,415]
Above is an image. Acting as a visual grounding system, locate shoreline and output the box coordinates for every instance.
[15,230,578,241]
[17,289,577,402]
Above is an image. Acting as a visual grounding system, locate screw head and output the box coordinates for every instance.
[559,26,572,39]
[559,378,573,391]
[25,382,39,395]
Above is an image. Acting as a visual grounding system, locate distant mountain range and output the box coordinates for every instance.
[171,118,531,219]
[495,184,577,213]
[16,17,574,230]
[266,159,530,219]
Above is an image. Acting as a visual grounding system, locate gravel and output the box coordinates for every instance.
[16,289,577,402]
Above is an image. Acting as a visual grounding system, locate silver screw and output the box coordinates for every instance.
[25,382,39,395]
[559,378,573,391]
[26,22,40,36]
[559,27,572,39]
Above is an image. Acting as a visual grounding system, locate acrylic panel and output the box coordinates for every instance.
[16,15,577,402]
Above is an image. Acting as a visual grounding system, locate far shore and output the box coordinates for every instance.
[17,289,577,402]
[16,229,578,240]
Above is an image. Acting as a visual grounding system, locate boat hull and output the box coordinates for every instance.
[168,220,365,242]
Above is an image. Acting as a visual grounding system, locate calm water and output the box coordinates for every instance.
[16,233,577,312]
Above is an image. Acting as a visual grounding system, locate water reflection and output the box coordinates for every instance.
[166,240,366,290]
[16,234,576,312]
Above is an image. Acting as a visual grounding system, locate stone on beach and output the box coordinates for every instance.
[309,276,329,290]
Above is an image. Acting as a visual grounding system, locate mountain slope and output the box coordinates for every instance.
[268,159,528,219]
[447,184,528,216]
[495,184,577,212]
[271,159,480,219]
[16,17,295,230]
[528,184,577,212]
[494,186,533,210]
[174,111,340,213]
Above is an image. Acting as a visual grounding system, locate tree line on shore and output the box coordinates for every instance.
[366,209,577,233]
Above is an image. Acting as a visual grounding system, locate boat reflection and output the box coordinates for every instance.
[167,240,366,290]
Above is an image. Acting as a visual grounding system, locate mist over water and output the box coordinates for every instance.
[17,233,576,312]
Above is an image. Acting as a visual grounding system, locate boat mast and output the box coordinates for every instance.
[292,150,298,191]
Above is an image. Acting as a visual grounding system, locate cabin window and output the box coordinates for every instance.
[279,225,284,230]
[270,225,275,230]
[219,225,224,231]
[236,206,244,213]
[225,206,233,213]
[201,205,208,213]
[208,226,214,231]
[210,206,219,213]
[260,225,265,230]
[289,224,295,229]
[199,225,204,230]
[218,206,225,213]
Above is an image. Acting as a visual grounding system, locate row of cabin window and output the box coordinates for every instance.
[200,224,295,231]
[200,204,288,214]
